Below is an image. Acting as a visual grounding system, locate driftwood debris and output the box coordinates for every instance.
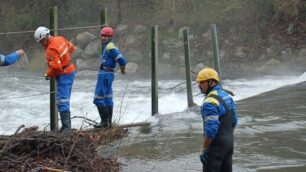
[0,125,128,172]
[118,122,150,128]
[71,116,150,129]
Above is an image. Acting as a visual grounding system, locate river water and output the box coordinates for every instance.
[118,80,306,172]
[1,69,306,171]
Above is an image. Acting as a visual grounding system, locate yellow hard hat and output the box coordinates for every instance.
[196,68,220,82]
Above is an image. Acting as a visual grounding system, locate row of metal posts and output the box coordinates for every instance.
[151,25,221,115]
[48,7,221,130]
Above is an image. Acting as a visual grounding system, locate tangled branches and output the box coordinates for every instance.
[0,125,127,172]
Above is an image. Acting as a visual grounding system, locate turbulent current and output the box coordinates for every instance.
[1,69,306,171]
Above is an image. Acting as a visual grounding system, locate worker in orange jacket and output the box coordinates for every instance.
[34,26,76,132]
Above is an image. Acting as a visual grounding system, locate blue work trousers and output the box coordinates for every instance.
[56,71,75,112]
[93,70,114,107]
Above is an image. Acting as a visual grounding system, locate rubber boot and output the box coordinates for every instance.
[94,106,109,128]
[107,106,113,128]
[59,111,71,133]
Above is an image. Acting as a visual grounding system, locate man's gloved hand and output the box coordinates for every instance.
[120,66,126,75]
[200,149,208,165]
[44,73,50,80]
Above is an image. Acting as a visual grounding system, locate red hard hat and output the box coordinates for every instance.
[100,27,114,37]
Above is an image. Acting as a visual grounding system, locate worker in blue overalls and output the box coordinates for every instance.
[93,26,128,128]
[0,50,25,66]
[197,68,238,172]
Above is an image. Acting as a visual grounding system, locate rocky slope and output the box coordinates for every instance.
[0,0,305,78]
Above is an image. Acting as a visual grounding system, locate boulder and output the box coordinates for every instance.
[206,50,213,57]
[116,24,128,33]
[163,38,184,49]
[125,35,136,44]
[178,26,194,40]
[266,48,273,54]
[258,53,267,61]
[76,58,100,70]
[157,63,185,78]
[74,32,97,49]
[194,63,205,74]
[202,30,212,44]
[161,52,171,61]
[298,48,306,57]
[126,49,143,62]
[178,26,188,39]
[134,25,147,33]
[235,46,247,58]
[71,47,82,59]
[219,49,225,59]
[84,39,100,58]
[296,48,306,64]
[287,23,294,34]
[125,62,139,75]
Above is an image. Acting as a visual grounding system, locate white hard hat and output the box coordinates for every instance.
[34,26,50,42]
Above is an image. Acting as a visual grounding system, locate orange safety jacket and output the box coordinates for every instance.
[45,36,75,78]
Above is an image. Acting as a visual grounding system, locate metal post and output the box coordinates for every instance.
[100,7,108,67]
[183,28,195,107]
[151,25,159,116]
[101,7,108,26]
[210,24,222,82]
[49,6,58,131]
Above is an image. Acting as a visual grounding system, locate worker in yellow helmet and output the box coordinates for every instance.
[196,67,237,172]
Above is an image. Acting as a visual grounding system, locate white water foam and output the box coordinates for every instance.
[1,72,306,134]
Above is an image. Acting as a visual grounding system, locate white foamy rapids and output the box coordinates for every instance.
[0,72,306,134]
[223,72,306,101]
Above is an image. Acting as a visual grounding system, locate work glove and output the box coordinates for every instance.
[120,66,126,75]
[200,149,208,165]
[44,73,50,80]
